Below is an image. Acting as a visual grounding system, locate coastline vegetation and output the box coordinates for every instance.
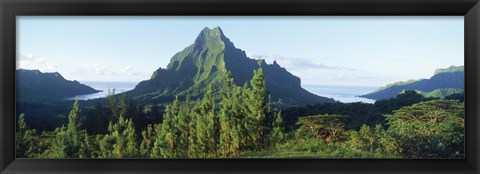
[16,62,464,158]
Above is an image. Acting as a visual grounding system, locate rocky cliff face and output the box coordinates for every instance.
[127,27,333,106]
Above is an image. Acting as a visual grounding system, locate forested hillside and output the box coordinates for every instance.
[361,66,464,100]
[17,69,99,102]
[16,64,464,158]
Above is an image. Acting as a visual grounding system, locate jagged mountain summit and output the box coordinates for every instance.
[127,27,333,106]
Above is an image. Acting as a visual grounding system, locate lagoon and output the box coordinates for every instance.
[303,85,377,103]
[67,81,378,104]
[66,81,138,100]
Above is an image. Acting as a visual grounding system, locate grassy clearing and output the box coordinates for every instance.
[232,151,343,158]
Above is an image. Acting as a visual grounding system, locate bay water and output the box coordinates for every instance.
[66,81,138,100]
[67,81,378,104]
[302,85,378,103]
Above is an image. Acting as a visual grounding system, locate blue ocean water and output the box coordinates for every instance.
[67,81,378,104]
[66,81,138,100]
[302,85,378,103]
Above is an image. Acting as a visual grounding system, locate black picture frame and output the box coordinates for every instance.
[1,0,479,173]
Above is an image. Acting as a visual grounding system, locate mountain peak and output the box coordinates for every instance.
[129,27,334,106]
[166,27,235,72]
[197,26,224,39]
[201,26,223,33]
[194,26,231,48]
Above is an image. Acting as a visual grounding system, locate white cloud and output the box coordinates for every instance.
[248,53,359,71]
[73,62,150,79]
[77,62,113,76]
[121,66,133,76]
[16,53,58,72]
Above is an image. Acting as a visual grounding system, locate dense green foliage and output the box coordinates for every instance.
[386,99,464,158]
[421,88,464,98]
[16,27,465,158]
[232,97,464,159]
[16,69,102,132]
[14,29,465,159]
[16,63,464,158]
[17,62,284,158]
[297,114,347,143]
[346,124,401,158]
[282,91,432,131]
[361,66,464,100]
[16,27,335,133]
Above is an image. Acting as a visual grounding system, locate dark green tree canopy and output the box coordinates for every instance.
[386,99,464,158]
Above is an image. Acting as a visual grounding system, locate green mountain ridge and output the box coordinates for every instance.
[361,65,464,100]
[420,88,464,98]
[127,27,334,106]
[16,69,100,102]
[434,65,464,75]
[369,79,426,94]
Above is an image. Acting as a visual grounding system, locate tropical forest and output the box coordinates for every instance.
[16,27,465,159]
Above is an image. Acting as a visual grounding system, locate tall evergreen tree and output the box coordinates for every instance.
[99,133,115,158]
[176,95,191,157]
[107,89,118,119]
[16,113,27,157]
[204,85,219,157]
[140,124,156,158]
[247,59,269,149]
[119,92,129,118]
[270,111,284,145]
[18,113,26,135]
[79,130,94,158]
[170,96,185,157]
[238,82,253,150]
[67,97,81,149]
[230,86,245,152]
[126,118,138,157]
[153,104,175,158]
[49,97,82,158]
[16,114,38,158]
[150,123,165,158]
[191,85,217,157]
[219,72,240,156]
[49,126,69,158]
[188,107,199,157]
[194,102,207,157]
[111,116,138,158]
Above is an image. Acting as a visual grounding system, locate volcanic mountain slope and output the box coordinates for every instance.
[361,65,464,100]
[126,27,333,106]
[17,69,100,102]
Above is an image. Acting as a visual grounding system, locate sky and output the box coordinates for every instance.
[17,16,464,86]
